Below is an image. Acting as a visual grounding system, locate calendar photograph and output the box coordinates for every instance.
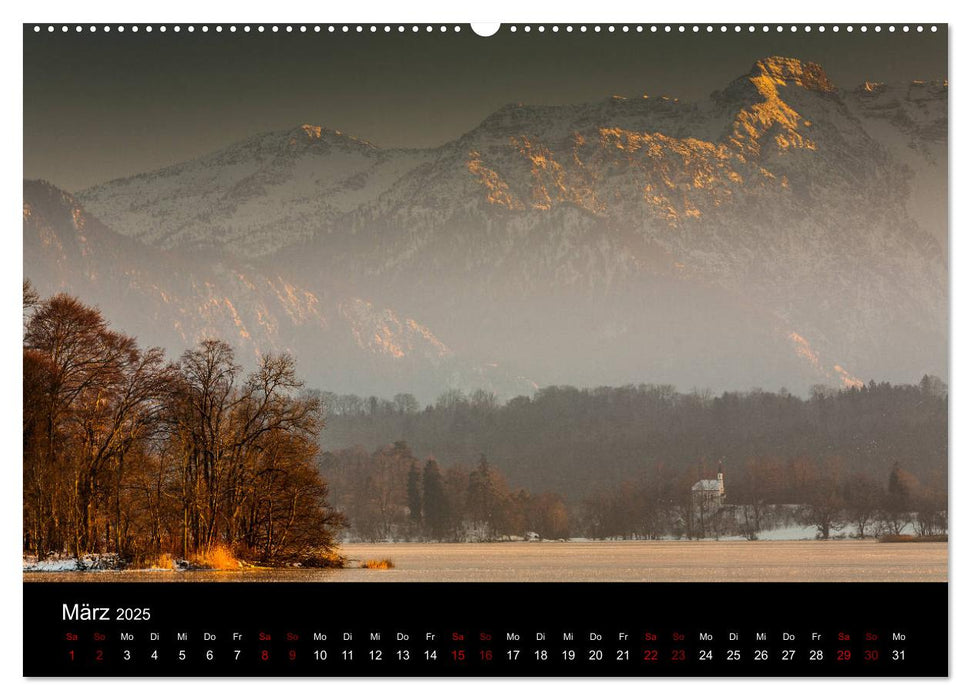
[23,24,947,589]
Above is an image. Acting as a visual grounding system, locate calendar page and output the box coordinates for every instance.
[22,21,948,677]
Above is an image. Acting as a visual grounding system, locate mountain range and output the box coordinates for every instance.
[24,56,948,401]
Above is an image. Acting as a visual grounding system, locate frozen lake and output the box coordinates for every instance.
[23,540,947,583]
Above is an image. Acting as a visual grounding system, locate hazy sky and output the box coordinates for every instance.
[24,25,947,192]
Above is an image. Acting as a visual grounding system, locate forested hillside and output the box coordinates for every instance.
[319,381,947,497]
[318,382,947,541]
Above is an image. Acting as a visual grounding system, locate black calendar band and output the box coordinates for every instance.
[23,582,947,677]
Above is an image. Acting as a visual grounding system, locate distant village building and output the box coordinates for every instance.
[691,472,725,510]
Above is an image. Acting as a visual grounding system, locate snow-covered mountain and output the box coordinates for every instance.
[24,179,532,399]
[27,57,947,399]
[843,78,948,253]
[79,125,435,258]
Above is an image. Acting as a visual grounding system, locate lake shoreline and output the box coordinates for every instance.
[23,540,948,583]
[24,536,939,574]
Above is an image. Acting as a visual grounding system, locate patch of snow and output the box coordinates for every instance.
[23,556,79,572]
[23,553,126,572]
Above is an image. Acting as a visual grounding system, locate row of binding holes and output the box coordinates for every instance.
[509,25,938,33]
[33,25,465,33]
[33,25,939,34]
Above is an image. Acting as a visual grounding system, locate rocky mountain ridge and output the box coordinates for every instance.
[25,57,947,400]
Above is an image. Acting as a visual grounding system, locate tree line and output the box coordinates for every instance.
[23,283,344,566]
[24,282,947,552]
[321,440,946,542]
[320,443,569,542]
[317,380,947,502]
[579,459,946,541]
[318,380,946,541]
